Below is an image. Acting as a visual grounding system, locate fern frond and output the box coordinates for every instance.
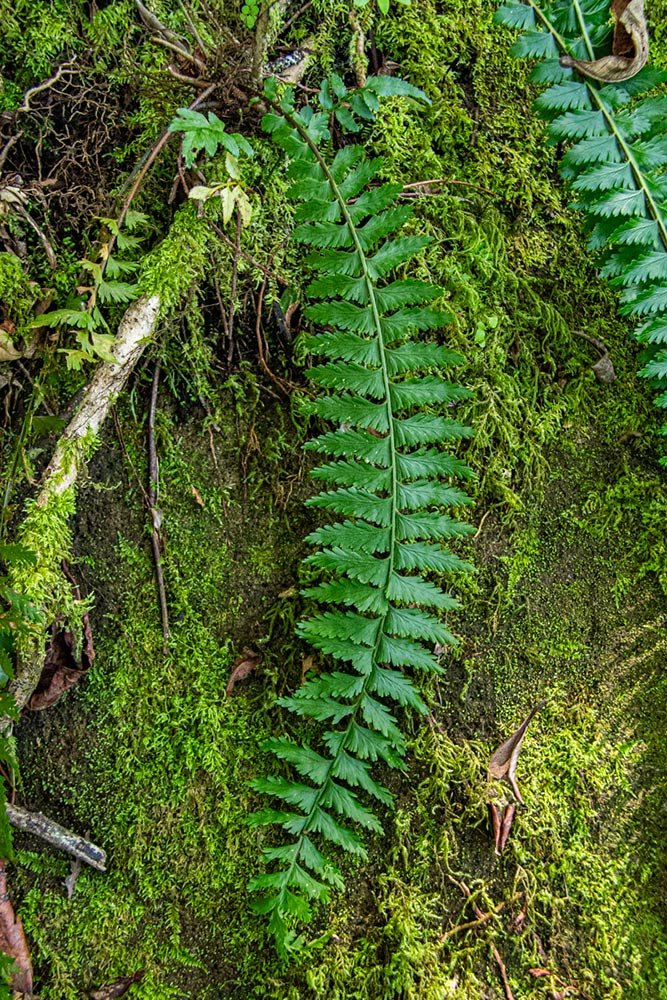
[496,0,667,455]
[248,75,473,953]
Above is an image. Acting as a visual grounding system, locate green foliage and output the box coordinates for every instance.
[353,0,410,14]
[168,109,254,170]
[0,543,41,867]
[240,0,261,29]
[31,212,148,370]
[248,75,474,953]
[496,0,667,458]
[0,253,36,339]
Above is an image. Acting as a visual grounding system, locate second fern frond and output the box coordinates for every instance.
[496,0,667,456]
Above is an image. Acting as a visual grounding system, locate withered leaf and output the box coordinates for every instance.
[27,613,95,711]
[225,649,261,696]
[89,970,145,1000]
[190,485,205,507]
[0,864,33,994]
[498,802,516,853]
[560,0,648,82]
[488,801,517,854]
[488,700,546,803]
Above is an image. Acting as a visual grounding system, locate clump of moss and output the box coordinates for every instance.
[0,252,37,341]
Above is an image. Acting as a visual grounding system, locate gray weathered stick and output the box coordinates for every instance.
[7,294,161,716]
[6,803,106,871]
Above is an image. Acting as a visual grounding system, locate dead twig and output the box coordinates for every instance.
[208,221,289,284]
[166,65,212,87]
[148,360,170,656]
[6,802,106,871]
[255,260,300,395]
[402,177,497,198]
[12,200,57,269]
[228,208,242,362]
[112,407,152,511]
[492,942,516,1000]
[150,35,208,73]
[0,133,21,174]
[448,876,516,1000]
[178,0,210,55]
[16,60,78,114]
[439,901,507,941]
[281,0,314,33]
[474,508,491,540]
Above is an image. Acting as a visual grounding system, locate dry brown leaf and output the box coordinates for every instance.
[28,565,95,711]
[225,649,260,696]
[488,801,517,854]
[560,0,648,82]
[0,863,33,994]
[190,485,205,507]
[27,613,95,711]
[529,968,554,978]
[89,970,145,1000]
[300,653,319,684]
[488,700,546,803]
[498,802,516,853]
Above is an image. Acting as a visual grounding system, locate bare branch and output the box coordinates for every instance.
[6,803,106,871]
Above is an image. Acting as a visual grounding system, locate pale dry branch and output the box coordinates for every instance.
[6,803,106,871]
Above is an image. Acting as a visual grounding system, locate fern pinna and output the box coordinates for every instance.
[496,0,667,454]
[248,76,474,952]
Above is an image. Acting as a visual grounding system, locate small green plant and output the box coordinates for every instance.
[353,0,410,14]
[247,74,474,954]
[496,0,667,458]
[240,0,260,29]
[168,109,254,170]
[169,109,255,225]
[30,211,148,369]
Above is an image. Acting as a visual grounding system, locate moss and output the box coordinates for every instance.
[0,252,37,340]
[10,490,76,612]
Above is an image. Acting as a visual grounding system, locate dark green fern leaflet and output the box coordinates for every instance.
[248,76,474,953]
[496,0,667,455]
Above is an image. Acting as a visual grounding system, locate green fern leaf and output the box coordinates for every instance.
[499,0,667,442]
[247,74,472,954]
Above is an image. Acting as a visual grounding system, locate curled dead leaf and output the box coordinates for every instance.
[190,485,205,507]
[488,801,516,854]
[0,863,33,994]
[560,0,648,82]
[63,857,82,900]
[89,970,145,1000]
[488,700,546,803]
[28,564,95,711]
[27,611,95,711]
[226,649,260,696]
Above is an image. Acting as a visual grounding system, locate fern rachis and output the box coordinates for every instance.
[247,77,474,952]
